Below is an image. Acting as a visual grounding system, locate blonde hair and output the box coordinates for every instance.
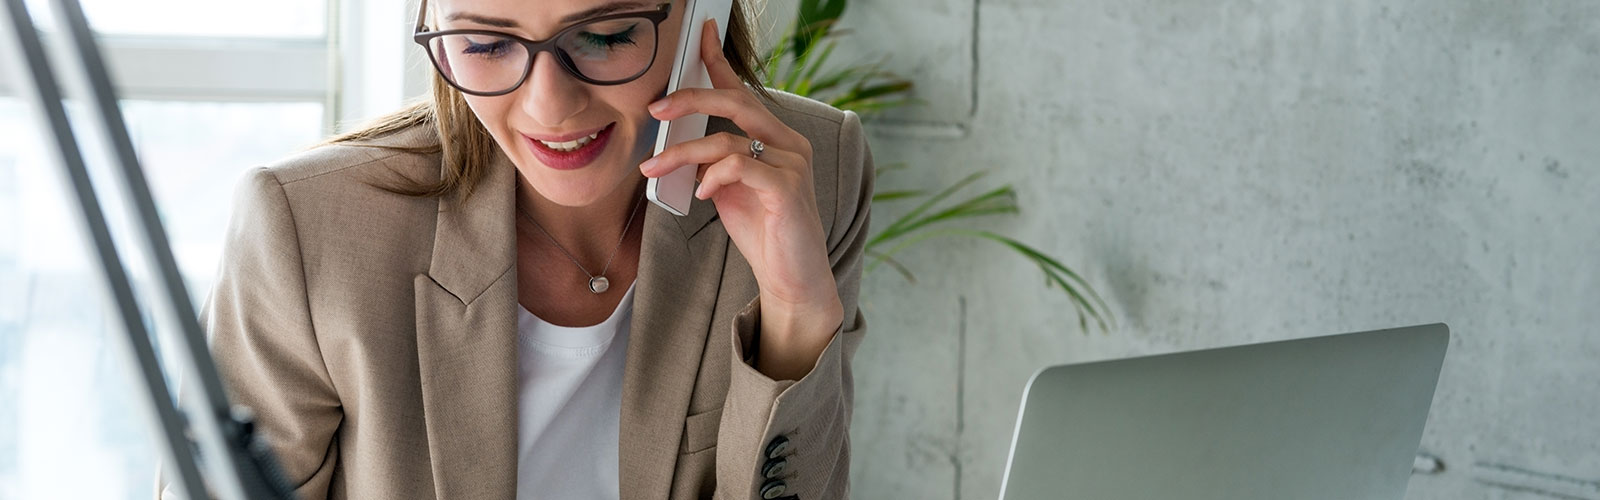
[324,0,775,202]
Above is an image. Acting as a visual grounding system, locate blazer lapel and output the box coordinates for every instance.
[415,151,520,500]
[621,191,729,500]
[412,115,738,499]
[620,115,749,499]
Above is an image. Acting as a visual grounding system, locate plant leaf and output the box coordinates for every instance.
[876,172,984,235]
[831,79,916,112]
[846,80,916,102]
[886,187,1019,240]
[760,31,790,86]
[864,227,1113,333]
[834,97,922,114]
[794,0,847,55]
[969,231,1113,332]
[868,187,1024,263]
[795,41,839,96]
[781,34,818,90]
[866,189,1027,278]
[866,249,918,283]
[804,64,864,96]
[872,189,927,202]
[774,0,1113,334]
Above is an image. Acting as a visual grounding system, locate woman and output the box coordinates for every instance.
[195,0,872,498]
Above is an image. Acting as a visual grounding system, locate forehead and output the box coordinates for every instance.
[433,0,663,34]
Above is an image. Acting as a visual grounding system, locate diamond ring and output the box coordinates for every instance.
[749,139,765,160]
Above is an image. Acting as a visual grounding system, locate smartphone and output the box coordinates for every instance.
[647,0,735,217]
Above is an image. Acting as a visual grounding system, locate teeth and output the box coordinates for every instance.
[538,131,601,152]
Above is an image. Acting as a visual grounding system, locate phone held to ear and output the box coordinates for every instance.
[646,0,735,217]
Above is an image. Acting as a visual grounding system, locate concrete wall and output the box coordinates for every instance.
[759,0,1600,498]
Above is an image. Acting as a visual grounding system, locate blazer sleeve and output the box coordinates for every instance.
[715,109,875,500]
[161,167,344,499]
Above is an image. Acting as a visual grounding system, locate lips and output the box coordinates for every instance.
[523,123,614,171]
[536,132,600,152]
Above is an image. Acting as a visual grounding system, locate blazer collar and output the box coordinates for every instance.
[414,142,729,500]
[413,148,520,499]
[422,116,738,301]
[619,189,729,500]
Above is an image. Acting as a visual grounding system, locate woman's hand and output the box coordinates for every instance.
[639,19,843,381]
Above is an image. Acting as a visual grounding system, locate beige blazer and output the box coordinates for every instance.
[196,89,873,500]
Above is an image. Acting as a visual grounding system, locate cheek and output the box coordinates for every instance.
[612,41,676,126]
[626,66,672,158]
[462,95,502,125]
[645,6,682,96]
[461,94,514,142]
[637,63,672,106]
[629,115,662,162]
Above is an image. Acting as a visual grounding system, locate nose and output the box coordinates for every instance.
[517,50,588,128]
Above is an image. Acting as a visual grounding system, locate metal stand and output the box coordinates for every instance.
[0,1,294,498]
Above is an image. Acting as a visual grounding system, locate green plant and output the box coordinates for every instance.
[762,0,1113,333]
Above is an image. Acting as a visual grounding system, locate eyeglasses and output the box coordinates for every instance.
[413,1,672,96]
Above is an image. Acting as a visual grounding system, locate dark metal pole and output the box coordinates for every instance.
[1,0,295,497]
[0,1,209,498]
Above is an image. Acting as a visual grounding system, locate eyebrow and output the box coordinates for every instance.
[445,1,654,29]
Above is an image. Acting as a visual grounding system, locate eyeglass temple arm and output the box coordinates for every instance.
[415,0,429,31]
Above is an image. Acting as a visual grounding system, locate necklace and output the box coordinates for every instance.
[515,192,644,294]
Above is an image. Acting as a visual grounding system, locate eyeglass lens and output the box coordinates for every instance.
[428,16,659,93]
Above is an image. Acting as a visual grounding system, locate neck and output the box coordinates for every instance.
[515,174,647,264]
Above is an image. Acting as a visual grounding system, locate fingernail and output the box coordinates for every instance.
[706,20,723,50]
[640,157,658,174]
[694,183,707,199]
[649,98,669,114]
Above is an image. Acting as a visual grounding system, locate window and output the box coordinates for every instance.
[74,0,327,38]
[0,0,422,496]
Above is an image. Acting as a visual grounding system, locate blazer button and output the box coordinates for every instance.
[765,435,791,459]
[759,480,787,499]
[762,458,788,479]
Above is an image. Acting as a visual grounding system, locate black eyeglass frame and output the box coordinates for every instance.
[413,0,673,96]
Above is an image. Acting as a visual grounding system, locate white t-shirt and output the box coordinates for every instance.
[514,282,635,500]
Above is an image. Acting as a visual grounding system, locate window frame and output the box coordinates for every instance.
[0,0,431,135]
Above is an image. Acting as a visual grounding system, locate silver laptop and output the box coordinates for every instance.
[998,324,1449,500]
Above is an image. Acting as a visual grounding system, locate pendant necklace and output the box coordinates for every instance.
[515,192,644,294]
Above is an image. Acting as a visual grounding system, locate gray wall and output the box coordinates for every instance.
[761,0,1600,498]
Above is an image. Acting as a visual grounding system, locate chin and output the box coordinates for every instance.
[519,171,604,207]
[516,160,642,209]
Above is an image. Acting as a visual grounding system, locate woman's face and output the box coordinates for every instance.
[434,0,682,207]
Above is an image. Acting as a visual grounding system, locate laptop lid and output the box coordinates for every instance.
[998,324,1449,500]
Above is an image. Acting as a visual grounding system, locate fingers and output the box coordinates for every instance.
[694,153,793,200]
[699,18,746,91]
[649,88,811,160]
[639,18,815,204]
[646,19,813,162]
[640,132,804,179]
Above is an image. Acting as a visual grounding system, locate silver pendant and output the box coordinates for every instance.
[588,276,610,294]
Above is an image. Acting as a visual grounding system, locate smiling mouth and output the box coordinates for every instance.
[535,131,602,152]
[523,123,617,171]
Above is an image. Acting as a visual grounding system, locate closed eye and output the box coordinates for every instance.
[577,25,638,49]
[463,39,514,57]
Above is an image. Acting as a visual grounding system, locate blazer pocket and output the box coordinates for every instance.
[679,407,723,454]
